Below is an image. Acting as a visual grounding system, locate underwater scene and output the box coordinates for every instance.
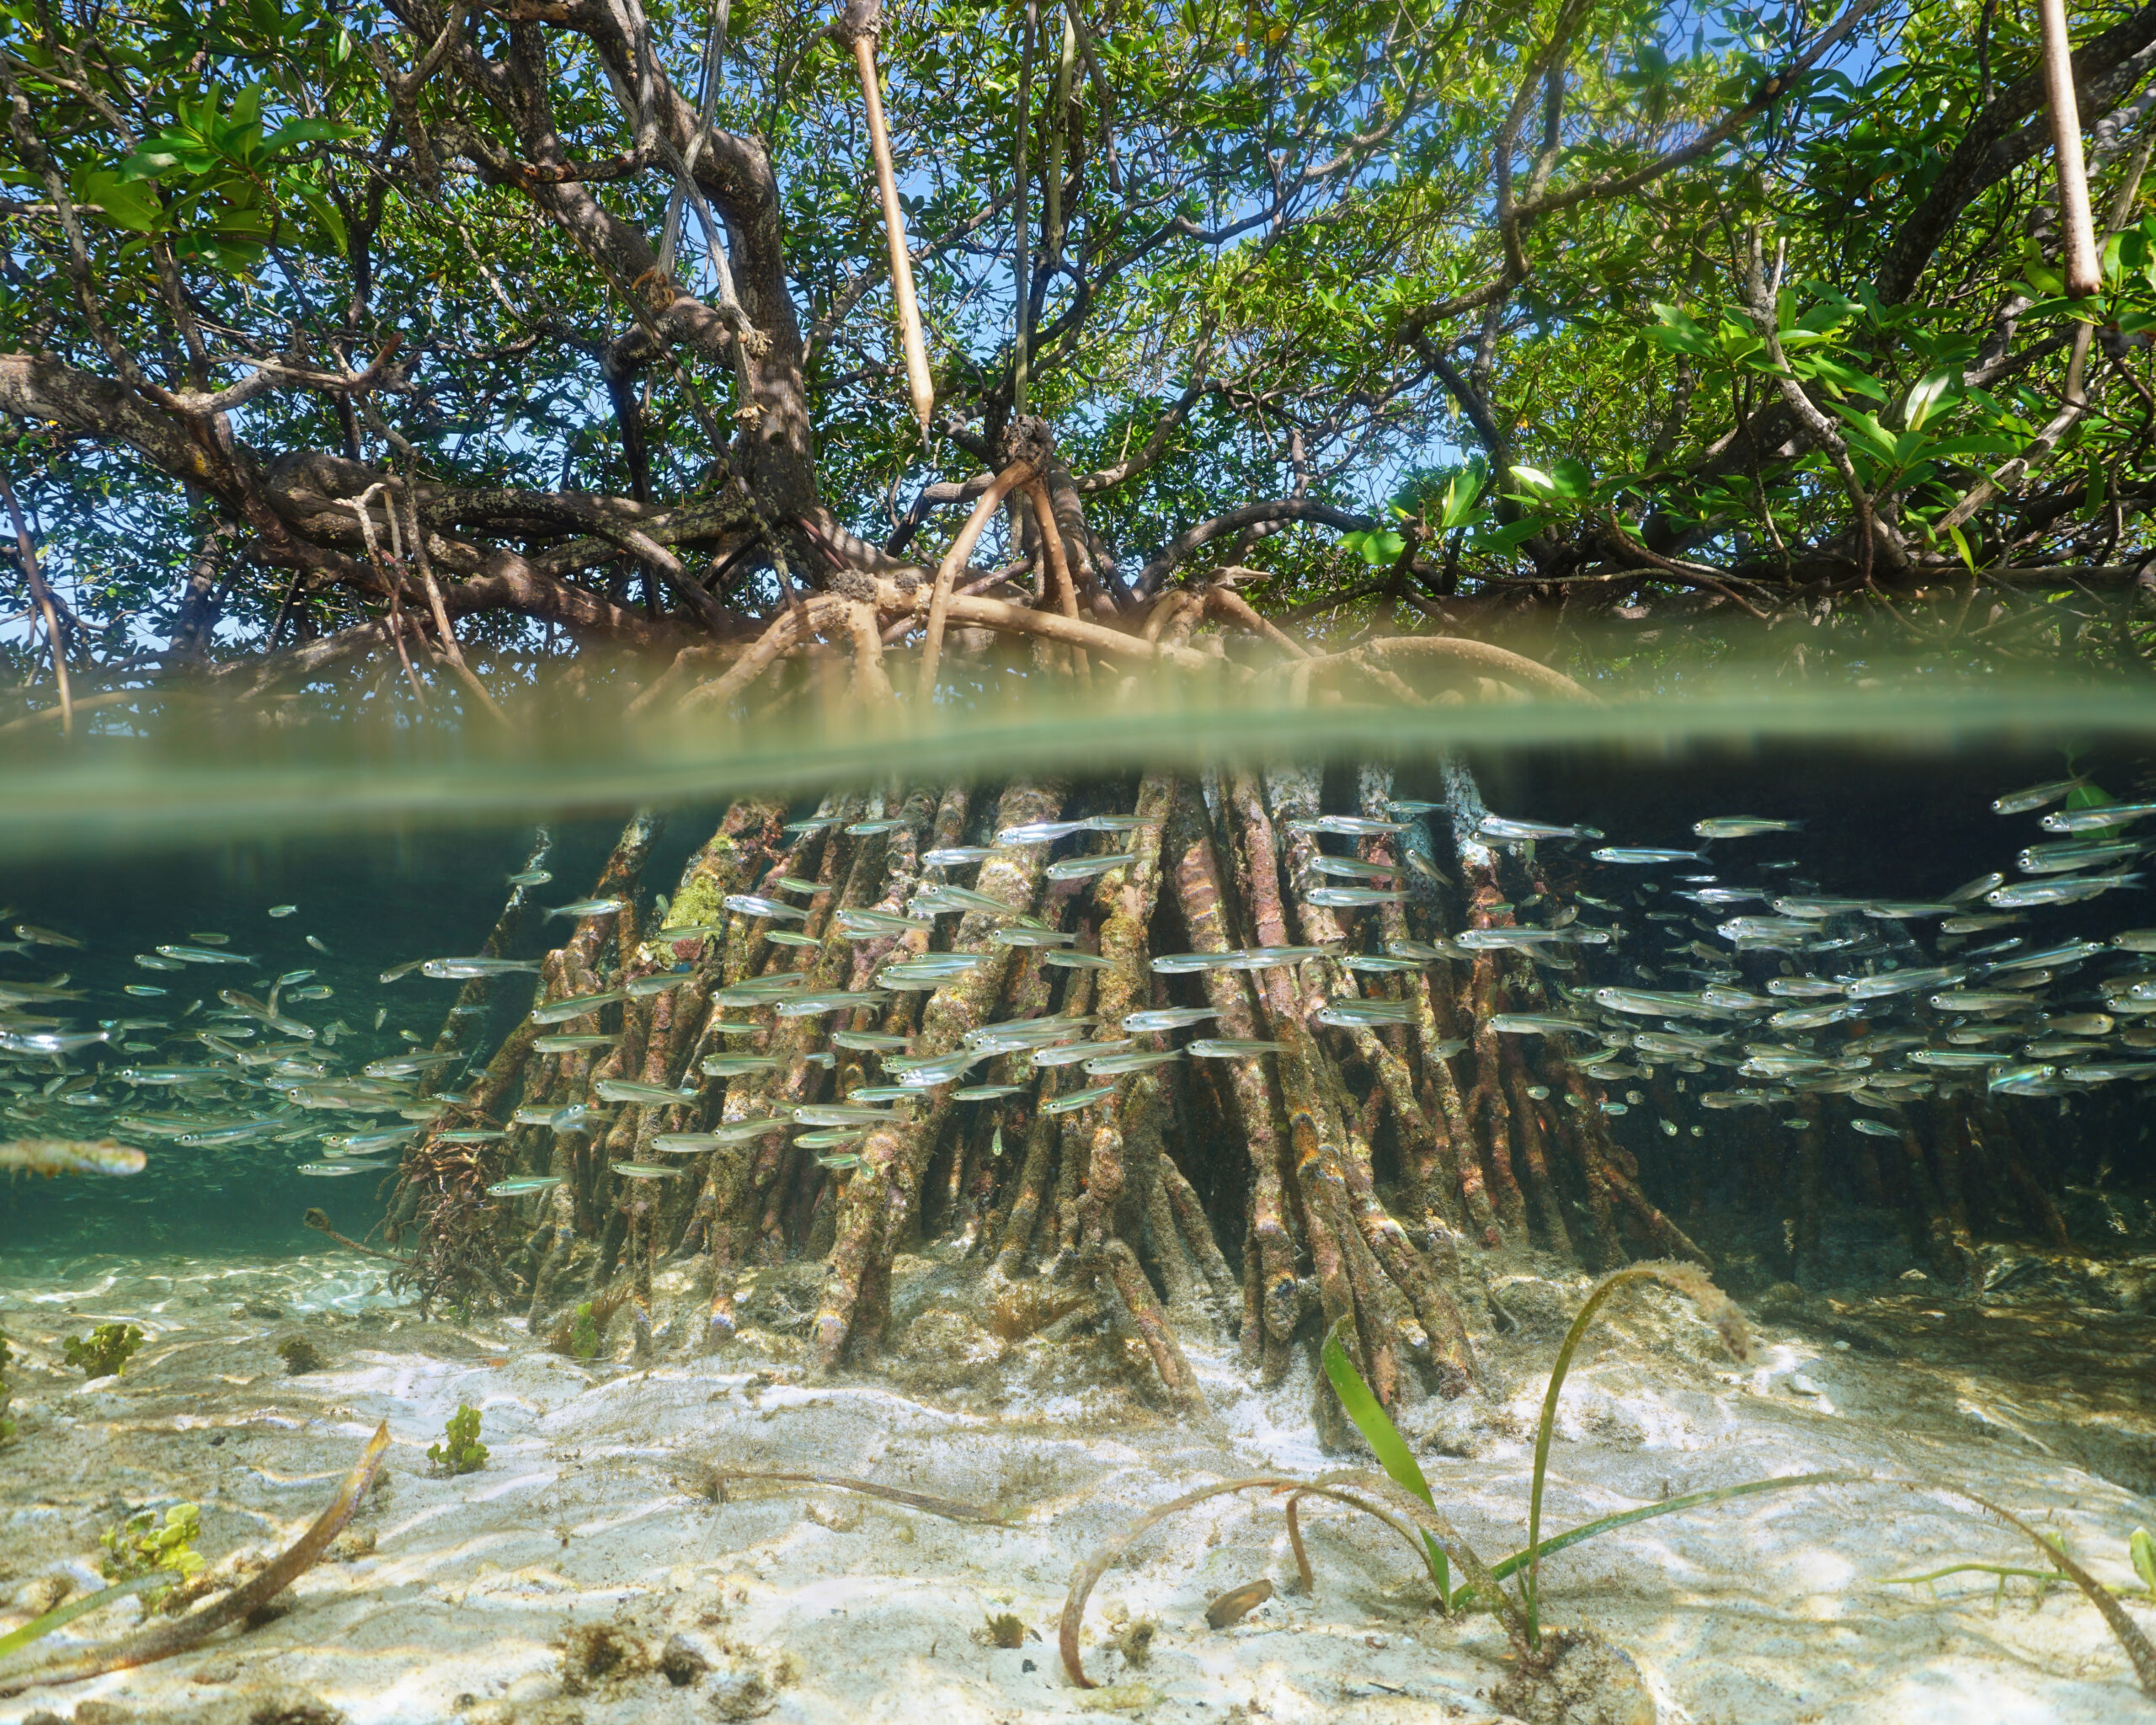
[1,702,2153,1725]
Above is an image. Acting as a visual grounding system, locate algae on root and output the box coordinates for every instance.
[427,1403,488,1475]
[0,1332,14,1441]
[63,1322,143,1378]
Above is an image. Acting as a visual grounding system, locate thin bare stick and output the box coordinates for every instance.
[0,471,71,734]
[2036,0,2102,297]
[0,1423,391,1696]
[1025,477,1088,678]
[707,1467,1010,1525]
[400,483,510,727]
[919,458,1033,693]
[847,31,935,435]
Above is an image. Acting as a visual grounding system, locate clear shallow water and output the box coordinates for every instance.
[3,686,2155,1722]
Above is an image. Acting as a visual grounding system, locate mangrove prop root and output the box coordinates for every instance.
[704,1468,1011,1525]
[1098,1238,1208,1414]
[0,1422,390,1696]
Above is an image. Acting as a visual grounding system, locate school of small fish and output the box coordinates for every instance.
[3,772,2151,1205]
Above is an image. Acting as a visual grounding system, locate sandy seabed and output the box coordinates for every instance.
[0,1242,2150,1725]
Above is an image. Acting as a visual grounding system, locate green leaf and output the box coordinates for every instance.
[1321,1319,1450,1603]
[1945,523,1977,574]
[1647,302,1715,359]
[1438,470,1483,532]
[1903,368,1956,432]
[2131,1527,2156,1597]
[1341,529,1406,567]
[72,167,163,232]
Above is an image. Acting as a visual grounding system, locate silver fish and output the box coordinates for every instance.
[1122,1008,1219,1033]
[268,904,299,917]
[1692,817,1802,837]
[611,1162,682,1179]
[296,1162,371,1177]
[547,896,628,919]
[845,818,910,836]
[593,1079,695,1104]
[657,1119,788,1149]
[701,1055,787,1076]
[1591,846,1701,864]
[1488,1013,1591,1035]
[834,1030,913,1052]
[776,876,826,895]
[913,884,1027,918]
[488,1176,564,1196]
[836,909,934,937]
[880,955,986,986]
[1287,815,1404,836]
[1988,1062,2059,1094]
[1042,1084,1118,1114]
[1992,777,2085,815]
[724,895,810,921]
[793,1103,899,1125]
[921,846,995,867]
[1044,852,1135,882]
[423,957,541,979]
[532,990,627,1023]
[1036,1039,1128,1066]
[1085,1050,1183,1076]
[795,1128,867,1149]
[532,1033,619,1053]
[953,1084,1026,1099]
[1845,965,1965,1001]
[507,868,553,887]
[2015,836,2146,874]
[1083,814,1155,832]
[782,818,836,836]
[991,927,1076,948]
[1988,872,2142,908]
[2041,801,2156,832]
[627,973,693,996]
[995,819,1091,845]
[889,1049,984,1087]
[1315,999,1415,1028]
[1044,951,1116,969]
[775,991,893,1017]
[155,944,256,964]
[964,1015,1096,1050]
[1305,887,1406,908]
[1478,815,1603,841]
[1305,856,1396,880]
[1187,1039,1284,1058]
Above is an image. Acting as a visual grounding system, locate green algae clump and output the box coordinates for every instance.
[427,1402,488,1475]
[100,1503,206,1604]
[63,1322,144,1378]
[0,1333,15,1441]
[569,1300,600,1359]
